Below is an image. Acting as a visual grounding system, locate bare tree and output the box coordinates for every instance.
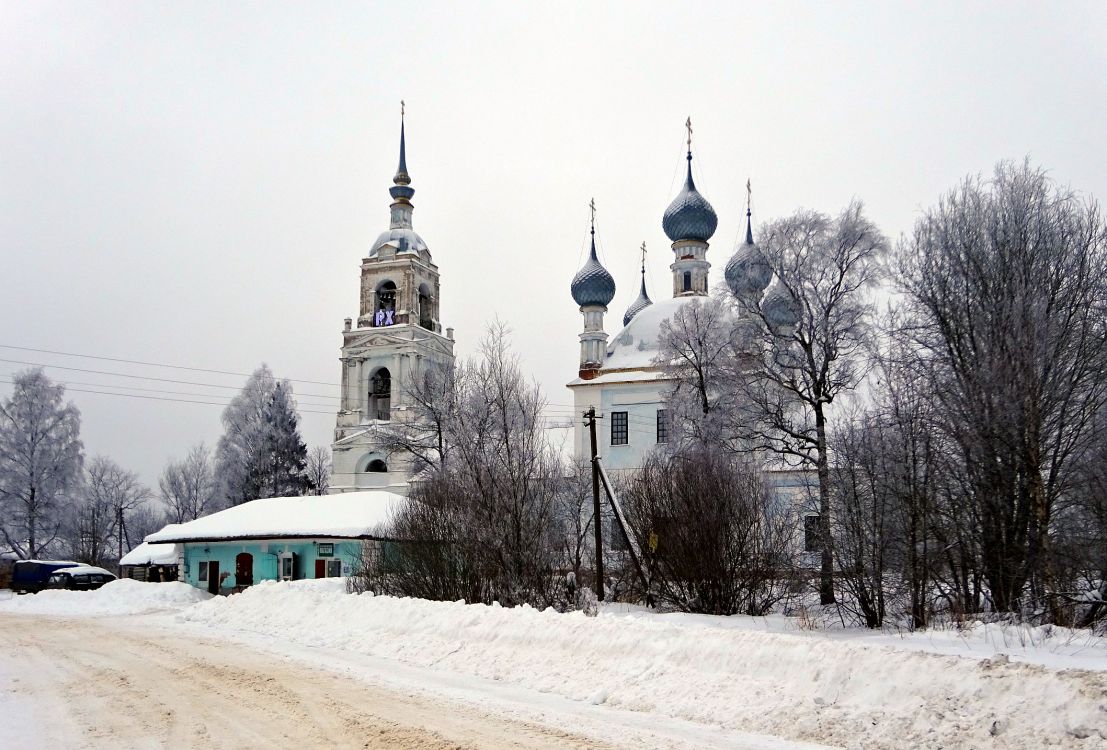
[159,443,217,523]
[377,363,458,474]
[730,201,888,605]
[359,323,563,608]
[621,446,796,616]
[305,446,332,496]
[0,369,84,559]
[895,161,1107,619]
[72,456,150,566]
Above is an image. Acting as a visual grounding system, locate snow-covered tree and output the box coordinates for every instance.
[731,201,888,605]
[159,443,217,523]
[214,364,309,506]
[895,161,1107,618]
[0,369,84,559]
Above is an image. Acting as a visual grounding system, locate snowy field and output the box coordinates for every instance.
[2,580,1106,748]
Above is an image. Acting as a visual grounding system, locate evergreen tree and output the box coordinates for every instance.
[214,364,309,505]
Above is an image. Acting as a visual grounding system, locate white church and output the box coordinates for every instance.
[327,116,808,523]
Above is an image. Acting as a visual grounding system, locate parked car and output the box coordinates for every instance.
[45,566,117,591]
[11,559,81,594]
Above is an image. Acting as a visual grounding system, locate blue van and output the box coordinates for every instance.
[11,560,80,594]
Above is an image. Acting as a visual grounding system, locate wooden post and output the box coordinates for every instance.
[585,406,604,600]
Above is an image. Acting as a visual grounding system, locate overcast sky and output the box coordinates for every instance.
[2,1,1106,489]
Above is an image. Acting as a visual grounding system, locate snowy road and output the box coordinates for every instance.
[0,614,830,749]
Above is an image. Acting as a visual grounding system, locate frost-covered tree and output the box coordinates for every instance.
[895,161,1107,618]
[730,201,888,605]
[0,369,84,558]
[214,365,309,505]
[159,443,217,523]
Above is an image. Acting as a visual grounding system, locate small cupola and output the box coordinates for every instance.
[623,242,653,326]
[725,181,772,303]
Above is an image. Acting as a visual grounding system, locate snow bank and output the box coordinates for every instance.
[0,578,210,616]
[119,541,178,566]
[179,582,1107,749]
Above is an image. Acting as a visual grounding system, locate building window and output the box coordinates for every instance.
[198,561,208,582]
[370,368,391,421]
[656,409,669,443]
[683,271,692,292]
[366,459,388,473]
[611,411,628,445]
[327,559,342,577]
[804,515,822,553]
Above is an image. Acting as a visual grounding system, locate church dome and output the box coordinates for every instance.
[571,235,616,308]
[663,154,718,243]
[370,227,428,257]
[623,277,653,326]
[605,296,720,371]
[762,281,801,330]
[725,212,772,299]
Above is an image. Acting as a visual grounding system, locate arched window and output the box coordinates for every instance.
[366,459,388,473]
[683,271,692,292]
[369,368,391,421]
[375,281,397,326]
[418,283,433,331]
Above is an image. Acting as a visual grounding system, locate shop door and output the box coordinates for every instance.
[235,552,254,587]
[315,559,326,578]
[207,561,219,595]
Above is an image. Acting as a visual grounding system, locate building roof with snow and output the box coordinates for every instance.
[119,541,179,566]
[145,490,404,544]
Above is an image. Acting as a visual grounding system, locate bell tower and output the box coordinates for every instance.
[330,105,456,494]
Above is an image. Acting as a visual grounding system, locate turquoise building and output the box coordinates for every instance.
[146,491,402,594]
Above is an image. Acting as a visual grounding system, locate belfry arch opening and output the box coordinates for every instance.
[418,282,434,331]
[369,367,391,421]
[375,280,397,326]
[366,459,388,473]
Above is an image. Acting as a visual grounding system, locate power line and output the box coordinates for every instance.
[0,358,341,400]
[0,378,337,415]
[0,344,342,388]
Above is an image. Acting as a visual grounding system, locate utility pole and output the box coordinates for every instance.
[585,406,604,600]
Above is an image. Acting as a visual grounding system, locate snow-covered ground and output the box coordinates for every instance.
[3,579,1106,748]
[0,578,209,615]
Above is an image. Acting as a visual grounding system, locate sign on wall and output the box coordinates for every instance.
[318,543,334,557]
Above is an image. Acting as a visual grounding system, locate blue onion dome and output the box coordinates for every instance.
[762,281,802,330]
[662,152,718,242]
[623,274,653,326]
[571,232,616,307]
[725,210,772,298]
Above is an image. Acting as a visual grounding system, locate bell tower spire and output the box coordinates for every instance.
[388,101,415,229]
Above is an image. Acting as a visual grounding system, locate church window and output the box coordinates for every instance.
[682,271,692,292]
[656,409,669,443]
[611,411,628,445]
[369,368,391,421]
[375,281,397,326]
[367,459,388,473]
[804,515,822,553]
[418,283,433,330]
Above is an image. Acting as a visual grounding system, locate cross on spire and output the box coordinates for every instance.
[746,178,752,215]
[640,241,647,272]
[685,116,693,151]
[589,198,597,234]
[401,99,405,118]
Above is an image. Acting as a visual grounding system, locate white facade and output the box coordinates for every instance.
[330,118,455,494]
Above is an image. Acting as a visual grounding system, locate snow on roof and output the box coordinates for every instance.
[145,490,405,544]
[599,296,701,372]
[54,565,115,577]
[120,541,179,566]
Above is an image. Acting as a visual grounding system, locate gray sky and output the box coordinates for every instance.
[2,1,1106,489]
